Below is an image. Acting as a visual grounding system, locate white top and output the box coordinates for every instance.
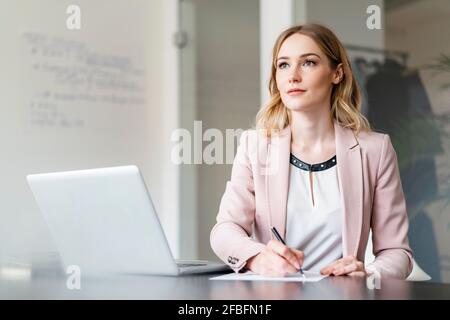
[285,154,343,272]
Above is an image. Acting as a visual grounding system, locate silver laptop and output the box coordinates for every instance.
[27,165,229,276]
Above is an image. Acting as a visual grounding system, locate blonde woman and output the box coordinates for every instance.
[210,24,413,279]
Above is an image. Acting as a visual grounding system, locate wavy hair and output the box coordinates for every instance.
[256,23,371,136]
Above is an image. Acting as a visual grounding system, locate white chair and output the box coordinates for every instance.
[364,231,431,281]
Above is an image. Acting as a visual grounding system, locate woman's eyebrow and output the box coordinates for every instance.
[277,53,321,61]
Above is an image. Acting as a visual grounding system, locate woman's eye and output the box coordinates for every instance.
[278,60,316,69]
[303,60,316,67]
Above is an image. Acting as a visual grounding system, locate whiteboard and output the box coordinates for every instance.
[0,0,174,257]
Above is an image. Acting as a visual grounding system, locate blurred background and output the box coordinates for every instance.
[1,0,450,283]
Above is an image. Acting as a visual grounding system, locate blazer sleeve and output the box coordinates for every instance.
[366,134,414,279]
[210,130,266,273]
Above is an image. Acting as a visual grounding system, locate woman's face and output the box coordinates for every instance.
[275,33,342,113]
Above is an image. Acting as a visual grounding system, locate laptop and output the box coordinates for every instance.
[27,165,229,276]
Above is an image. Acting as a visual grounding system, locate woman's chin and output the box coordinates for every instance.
[285,104,312,112]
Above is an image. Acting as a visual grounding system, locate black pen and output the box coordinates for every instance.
[271,227,305,277]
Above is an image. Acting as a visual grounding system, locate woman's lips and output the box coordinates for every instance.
[287,89,306,96]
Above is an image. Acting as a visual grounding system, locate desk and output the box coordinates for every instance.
[1,254,450,299]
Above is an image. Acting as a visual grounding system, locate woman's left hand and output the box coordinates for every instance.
[320,255,366,276]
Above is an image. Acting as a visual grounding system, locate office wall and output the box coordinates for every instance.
[182,0,260,261]
[385,0,450,283]
[0,0,180,257]
[294,0,384,56]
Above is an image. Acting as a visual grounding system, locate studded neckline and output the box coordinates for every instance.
[290,153,337,172]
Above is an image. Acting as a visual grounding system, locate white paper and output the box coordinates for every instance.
[210,270,327,282]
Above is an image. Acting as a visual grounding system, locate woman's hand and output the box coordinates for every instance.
[320,255,366,276]
[245,240,304,277]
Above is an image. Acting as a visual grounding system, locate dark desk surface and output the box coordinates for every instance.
[1,254,450,300]
[3,272,450,300]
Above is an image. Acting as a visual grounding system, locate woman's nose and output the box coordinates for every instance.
[288,67,301,83]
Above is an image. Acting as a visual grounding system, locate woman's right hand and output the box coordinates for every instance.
[245,240,304,277]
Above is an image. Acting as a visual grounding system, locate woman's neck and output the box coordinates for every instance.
[290,111,335,155]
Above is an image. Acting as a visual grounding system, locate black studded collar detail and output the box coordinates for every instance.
[290,153,337,172]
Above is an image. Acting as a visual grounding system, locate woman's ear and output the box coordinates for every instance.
[332,63,344,84]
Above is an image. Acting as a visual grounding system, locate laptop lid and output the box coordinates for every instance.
[27,165,182,276]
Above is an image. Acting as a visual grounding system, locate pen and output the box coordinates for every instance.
[271,227,305,277]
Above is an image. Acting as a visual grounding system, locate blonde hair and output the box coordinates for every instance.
[256,23,371,136]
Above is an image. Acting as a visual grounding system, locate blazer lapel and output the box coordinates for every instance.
[266,126,291,239]
[334,120,363,257]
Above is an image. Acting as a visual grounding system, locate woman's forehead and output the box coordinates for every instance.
[277,33,323,58]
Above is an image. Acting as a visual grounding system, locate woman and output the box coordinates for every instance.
[210,24,413,279]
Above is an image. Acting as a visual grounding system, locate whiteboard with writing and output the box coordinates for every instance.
[20,32,147,130]
[0,0,168,256]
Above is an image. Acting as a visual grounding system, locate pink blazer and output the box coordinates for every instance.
[210,120,413,279]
